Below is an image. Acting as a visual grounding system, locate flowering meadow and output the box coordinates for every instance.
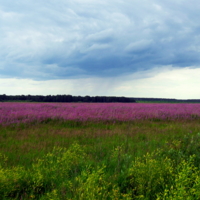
[1,102,200,199]
[1,102,200,126]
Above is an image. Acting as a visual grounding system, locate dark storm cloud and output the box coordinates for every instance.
[1,0,200,80]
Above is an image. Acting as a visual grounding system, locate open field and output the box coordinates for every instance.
[1,102,200,125]
[1,103,200,199]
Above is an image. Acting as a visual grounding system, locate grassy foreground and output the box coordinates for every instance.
[1,119,200,199]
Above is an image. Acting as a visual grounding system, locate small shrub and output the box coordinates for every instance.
[126,150,175,199]
[157,155,200,199]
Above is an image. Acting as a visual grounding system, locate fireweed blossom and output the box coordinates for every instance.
[0,102,200,126]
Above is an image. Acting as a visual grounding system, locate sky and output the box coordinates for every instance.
[1,0,200,99]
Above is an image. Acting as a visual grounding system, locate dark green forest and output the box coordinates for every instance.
[0,94,200,103]
[0,94,135,103]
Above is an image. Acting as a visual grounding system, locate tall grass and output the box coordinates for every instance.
[1,102,200,126]
[1,119,200,199]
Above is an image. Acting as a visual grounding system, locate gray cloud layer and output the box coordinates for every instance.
[1,0,200,80]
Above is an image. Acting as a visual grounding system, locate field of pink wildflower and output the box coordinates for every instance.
[1,102,200,126]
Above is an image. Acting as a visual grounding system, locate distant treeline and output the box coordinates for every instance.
[0,94,136,103]
[1,95,200,103]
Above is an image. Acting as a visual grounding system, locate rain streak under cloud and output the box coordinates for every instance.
[1,0,200,98]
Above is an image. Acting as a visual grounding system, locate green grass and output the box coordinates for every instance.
[136,100,200,103]
[1,119,200,199]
